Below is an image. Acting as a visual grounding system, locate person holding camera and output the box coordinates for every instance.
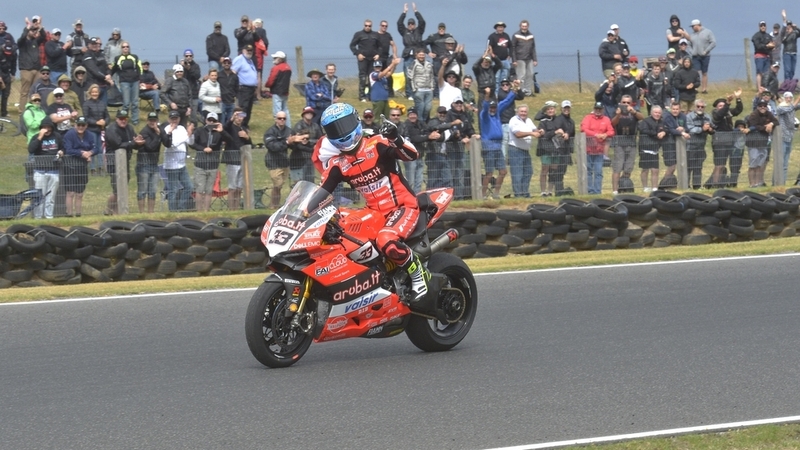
[104,109,145,214]
[289,106,323,184]
[190,111,232,212]
[611,95,643,194]
[28,118,63,219]
[18,17,47,110]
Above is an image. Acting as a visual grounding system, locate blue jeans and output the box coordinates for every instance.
[495,59,511,92]
[88,130,103,172]
[119,81,140,123]
[403,158,425,193]
[139,89,161,111]
[220,102,235,125]
[783,140,793,184]
[136,163,159,200]
[403,57,415,98]
[413,90,433,122]
[272,94,290,127]
[508,145,533,197]
[586,154,605,194]
[446,145,467,199]
[290,163,316,185]
[50,71,65,84]
[784,53,797,80]
[166,167,194,211]
[425,152,451,189]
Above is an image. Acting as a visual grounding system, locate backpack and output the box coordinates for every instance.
[778,78,799,96]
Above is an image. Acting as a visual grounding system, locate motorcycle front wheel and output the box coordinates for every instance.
[405,252,478,352]
[245,282,313,368]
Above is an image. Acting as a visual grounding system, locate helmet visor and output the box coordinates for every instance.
[323,112,360,141]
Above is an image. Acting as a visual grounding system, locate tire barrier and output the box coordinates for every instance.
[4,189,800,288]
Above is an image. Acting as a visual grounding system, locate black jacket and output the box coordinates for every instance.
[403,119,430,156]
[218,70,239,104]
[67,31,89,66]
[397,11,425,58]
[17,28,46,71]
[671,65,700,103]
[28,127,64,171]
[711,99,743,132]
[263,124,292,169]
[105,121,142,157]
[222,121,251,165]
[161,76,194,108]
[137,124,162,167]
[191,125,232,170]
[752,30,773,55]
[234,27,260,53]
[637,117,667,151]
[44,40,68,72]
[350,30,382,58]
[598,39,621,71]
[205,32,230,63]
[289,120,322,170]
[497,88,525,123]
[82,49,110,86]
[112,54,142,83]
[472,56,501,92]
[423,32,454,58]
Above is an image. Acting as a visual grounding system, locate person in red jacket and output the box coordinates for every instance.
[580,102,615,194]
[264,50,292,126]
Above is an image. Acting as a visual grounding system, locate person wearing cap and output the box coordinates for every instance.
[610,24,630,61]
[663,102,690,183]
[627,55,641,78]
[369,57,401,119]
[688,19,716,93]
[745,99,778,187]
[497,78,524,158]
[161,109,195,211]
[615,62,641,112]
[709,89,744,187]
[781,11,799,80]
[775,91,800,183]
[507,104,541,198]
[17,21,47,110]
[637,106,668,192]
[761,60,781,99]
[595,73,620,119]
[136,111,162,213]
[349,20,382,102]
[771,23,783,67]
[611,94,644,193]
[199,68,222,120]
[231,44,257,127]
[112,41,143,125]
[437,56,465,112]
[289,106,323,184]
[265,50,293,127]
[423,22,456,98]
[549,100,575,195]
[753,21,775,89]
[375,20,398,98]
[67,19,89,69]
[675,38,692,61]
[472,52,502,98]
[460,75,477,124]
[82,83,109,176]
[27,117,63,219]
[82,37,112,104]
[664,49,681,101]
[478,85,516,199]
[486,21,512,93]
[643,63,669,115]
[425,105,456,189]
[180,49,203,118]
[598,29,622,78]
[47,87,79,136]
[45,28,70,84]
[305,68,332,126]
[684,99,713,189]
[263,110,297,208]
[217,57,237,124]
[581,102,615,194]
[161,64,193,125]
[190,111,232,212]
[222,108,250,210]
[0,32,16,118]
[672,56,700,112]
[398,3,426,100]
[445,97,477,200]
[62,115,96,216]
[105,29,123,73]
[30,66,55,109]
[512,20,538,96]
[46,74,82,116]
[104,108,145,214]
[21,93,45,143]
[360,109,379,135]
[206,21,231,72]
[532,101,562,196]
[407,48,435,120]
[439,36,467,78]
[751,88,777,113]
[666,15,688,52]
[402,106,434,193]
[234,15,261,53]
[138,61,161,113]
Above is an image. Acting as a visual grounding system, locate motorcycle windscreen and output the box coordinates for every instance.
[262,181,336,255]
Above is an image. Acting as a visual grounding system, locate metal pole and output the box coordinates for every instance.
[577,50,582,94]
[576,133,587,195]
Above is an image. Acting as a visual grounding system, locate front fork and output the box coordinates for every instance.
[287,276,315,334]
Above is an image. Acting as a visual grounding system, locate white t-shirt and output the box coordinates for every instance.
[163,125,192,169]
[508,116,536,150]
[438,82,463,111]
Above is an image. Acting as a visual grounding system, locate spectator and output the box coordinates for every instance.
[138,61,161,113]
[761,61,780,102]
[437,61,463,111]
[44,28,69,83]
[595,73,619,119]
[82,37,112,104]
[508,104,540,198]
[222,109,250,210]
[676,38,692,60]
[550,100,575,195]
[487,21,512,92]
[17,24,47,109]
[610,95,643,193]
[71,66,89,108]
[161,64,193,125]
[478,87,516,199]
[0,34,16,118]
[27,117,63,219]
[251,19,269,99]
[104,28,123,80]
[190,111,231,212]
[349,20,382,102]
[46,75,81,116]
[105,109,145,214]
[460,75,477,125]
[369,58,400,119]
[48,87,78,136]
[666,15,687,52]
[67,19,89,69]
[610,24,630,61]
[445,98,476,200]
[664,50,681,100]
[534,101,559,196]
[82,84,108,176]
[111,41,142,124]
[598,30,622,77]
[581,102,614,195]
[361,109,379,136]
[688,19,716,93]
[710,90,744,186]
[672,56,700,112]
[62,116,96,217]
[234,16,260,53]
[263,111,297,208]
[439,37,467,77]
[642,63,669,114]
[137,112,162,213]
[423,22,455,98]
[775,91,800,183]
[235,46,261,126]
[497,78,525,158]
[782,10,799,80]
[511,20,537,96]
[663,102,690,183]
[322,63,342,104]
[407,48,435,121]
[206,21,230,71]
[685,99,713,189]
[401,107,432,193]
[753,21,775,89]
[22,93,45,143]
[289,106,322,184]
[472,53,501,99]
[637,106,667,192]
[198,68,222,118]
[627,55,642,78]
[305,68,331,126]
[265,50,292,127]
[771,23,783,66]
[397,3,425,100]
[161,109,195,211]
[30,66,55,109]
[181,48,202,120]
[425,106,454,189]
[217,57,238,124]
[376,20,398,98]
[752,89,777,113]
[745,99,778,187]
[615,62,641,110]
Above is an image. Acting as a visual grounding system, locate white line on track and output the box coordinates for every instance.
[482,415,800,450]
[1,252,797,307]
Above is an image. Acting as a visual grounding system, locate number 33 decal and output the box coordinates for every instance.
[269,229,295,245]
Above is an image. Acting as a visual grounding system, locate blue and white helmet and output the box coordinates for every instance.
[321,103,363,153]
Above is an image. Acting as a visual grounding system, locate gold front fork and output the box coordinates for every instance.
[290,276,314,314]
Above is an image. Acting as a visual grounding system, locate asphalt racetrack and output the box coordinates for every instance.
[2,255,799,450]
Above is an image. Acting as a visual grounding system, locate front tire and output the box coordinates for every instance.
[245,282,313,368]
[406,253,478,352]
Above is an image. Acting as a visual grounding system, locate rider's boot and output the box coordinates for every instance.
[400,252,430,304]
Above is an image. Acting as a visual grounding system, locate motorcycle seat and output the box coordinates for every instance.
[407,192,439,241]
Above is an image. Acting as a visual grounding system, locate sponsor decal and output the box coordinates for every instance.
[328,254,348,271]
[275,215,307,231]
[315,266,329,276]
[359,177,389,194]
[317,205,337,218]
[274,274,301,284]
[332,271,381,302]
[349,167,382,185]
[327,316,347,333]
[367,325,384,336]
[292,286,301,296]
[435,191,451,204]
[329,288,392,316]
[348,242,378,264]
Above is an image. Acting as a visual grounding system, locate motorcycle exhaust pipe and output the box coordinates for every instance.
[415,228,459,258]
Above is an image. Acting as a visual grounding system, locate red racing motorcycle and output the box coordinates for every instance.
[245,181,477,368]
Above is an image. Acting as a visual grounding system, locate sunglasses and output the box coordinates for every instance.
[54,94,63,97]
[76,123,87,126]
[390,114,400,116]
[696,106,706,109]
[275,117,287,120]
[31,98,41,102]
[122,46,129,48]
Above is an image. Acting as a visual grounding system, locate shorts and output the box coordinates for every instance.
[712,147,731,166]
[754,56,770,75]
[639,151,659,169]
[748,147,768,168]
[540,155,557,165]
[662,144,677,167]
[482,150,506,173]
[226,164,243,190]
[269,167,288,189]
[194,168,216,195]
[64,158,89,194]
[612,145,636,174]
[692,54,710,73]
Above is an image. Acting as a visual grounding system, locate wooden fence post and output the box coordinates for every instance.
[242,144,254,210]
[114,149,129,215]
[676,137,689,190]
[575,133,587,195]
[469,136,482,200]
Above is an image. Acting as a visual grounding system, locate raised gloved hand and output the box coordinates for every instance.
[378,115,399,141]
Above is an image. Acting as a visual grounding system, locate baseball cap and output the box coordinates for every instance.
[444,37,456,44]
[271,50,286,59]
[142,61,149,65]
[679,38,689,45]
[221,57,231,63]
[759,20,767,26]
[89,37,100,44]
[75,116,87,125]
[494,22,507,29]
[53,88,65,95]
[243,44,254,52]
[628,55,638,63]
[773,61,781,67]
[168,110,181,118]
[32,15,41,22]
[500,78,511,84]
[184,48,193,56]
[30,93,41,100]
[147,112,158,120]
[73,19,83,26]
[544,100,558,108]
[302,106,315,115]
[363,109,374,117]
[784,91,794,98]
[667,48,677,54]
[214,21,222,28]
[488,100,498,107]
[40,65,50,73]
[561,100,572,108]
[438,22,446,28]
[407,107,418,115]
[775,23,782,29]
[0,21,7,28]
[622,62,631,69]
[452,98,464,104]
[610,24,619,30]
[205,111,218,121]
[373,60,383,67]
[593,102,604,109]
[607,30,615,36]
[241,15,249,22]
[757,99,768,106]
[658,55,667,62]
[173,64,184,72]
[691,19,701,26]
[408,18,415,25]
[113,28,121,34]
[116,109,129,118]
[52,28,62,35]
[437,106,447,113]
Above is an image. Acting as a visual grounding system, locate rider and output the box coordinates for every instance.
[307,103,430,303]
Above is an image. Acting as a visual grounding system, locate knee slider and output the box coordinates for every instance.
[381,240,410,264]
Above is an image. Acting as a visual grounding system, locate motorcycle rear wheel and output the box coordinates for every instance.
[245,282,313,368]
[406,252,478,352]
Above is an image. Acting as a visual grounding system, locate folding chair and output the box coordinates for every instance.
[210,170,228,210]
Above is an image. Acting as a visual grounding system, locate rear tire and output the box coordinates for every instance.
[406,252,478,352]
[245,282,313,368]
